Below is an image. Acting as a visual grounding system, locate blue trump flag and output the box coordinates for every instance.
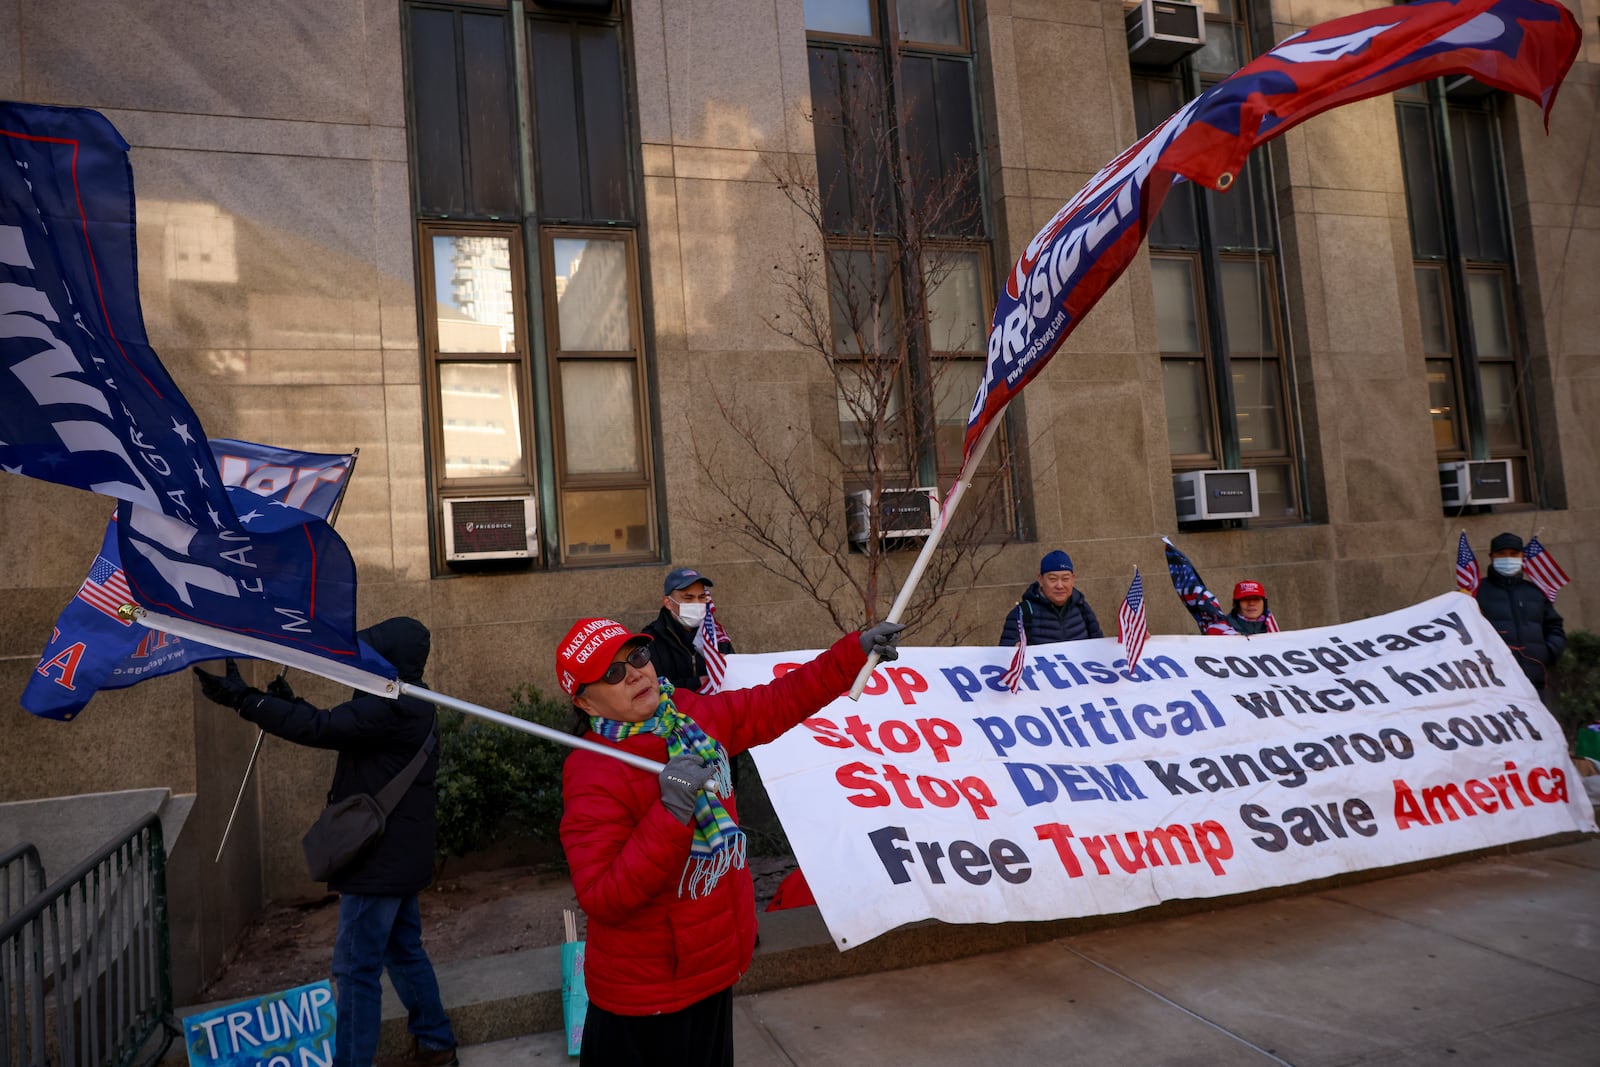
[24,441,357,720]
[1,102,385,680]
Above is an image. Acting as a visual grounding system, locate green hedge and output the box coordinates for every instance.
[433,690,797,864]
[1551,630,1600,746]
[435,684,572,862]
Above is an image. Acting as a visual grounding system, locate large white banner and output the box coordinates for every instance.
[735,593,1595,950]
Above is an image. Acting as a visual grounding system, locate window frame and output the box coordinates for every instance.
[540,225,658,560]
[1395,86,1538,506]
[419,220,538,493]
[803,0,884,45]
[1152,251,1222,469]
[405,0,662,569]
[1134,0,1306,524]
[826,237,914,481]
[808,0,1012,538]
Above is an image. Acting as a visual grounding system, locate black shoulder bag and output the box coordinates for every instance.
[301,731,437,882]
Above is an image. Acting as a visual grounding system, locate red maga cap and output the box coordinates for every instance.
[555,617,651,696]
[1233,580,1266,600]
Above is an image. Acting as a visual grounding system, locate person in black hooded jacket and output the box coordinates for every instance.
[1476,532,1566,691]
[194,617,458,1067]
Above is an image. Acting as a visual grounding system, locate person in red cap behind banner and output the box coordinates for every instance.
[1224,580,1277,635]
[555,615,903,1066]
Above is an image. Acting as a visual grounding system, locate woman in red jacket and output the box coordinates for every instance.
[555,615,903,1066]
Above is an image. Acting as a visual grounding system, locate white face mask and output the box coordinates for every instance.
[674,601,708,628]
[1491,557,1523,577]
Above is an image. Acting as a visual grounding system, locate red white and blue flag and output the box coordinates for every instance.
[1002,604,1027,694]
[694,597,732,694]
[960,0,1579,467]
[1456,532,1481,595]
[1522,536,1569,602]
[1118,568,1149,672]
[1164,538,1237,636]
[77,555,134,624]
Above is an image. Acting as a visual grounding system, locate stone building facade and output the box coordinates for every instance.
[1,0,1595,1000]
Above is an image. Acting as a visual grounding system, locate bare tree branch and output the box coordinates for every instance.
[689,68,1018,637]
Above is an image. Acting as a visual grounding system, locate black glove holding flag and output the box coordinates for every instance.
[265,672,296,702]
[193,658,260,711]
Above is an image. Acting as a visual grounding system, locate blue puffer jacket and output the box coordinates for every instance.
[1476,571,1565,689]
[998,583,1103,646]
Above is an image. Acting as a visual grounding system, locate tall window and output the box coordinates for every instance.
[1134,0,1303,522]
[407,0,656,565]
[805,0,1010,537]
[1395,83,1534,503]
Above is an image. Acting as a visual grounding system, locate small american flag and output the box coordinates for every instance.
[78,555,134,625]
[1118,568,1149,671]
[1523,536,1570,602]
[694,596,731,694]
[1002,604,1027,694]
[1455,532,1480,595]
[1264,611,1281,633]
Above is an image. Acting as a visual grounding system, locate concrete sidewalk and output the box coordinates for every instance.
[458,838,1600,1066]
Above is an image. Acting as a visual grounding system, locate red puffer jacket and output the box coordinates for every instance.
[561,632,866,1015]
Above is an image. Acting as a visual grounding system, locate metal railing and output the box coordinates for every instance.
[0,816,173,1067]
[0,846,44,926]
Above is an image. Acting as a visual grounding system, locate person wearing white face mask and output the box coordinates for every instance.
[1476,532,1566,692]
[641,567,735,693]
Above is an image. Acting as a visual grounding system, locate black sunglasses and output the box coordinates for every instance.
[582,643,652,693]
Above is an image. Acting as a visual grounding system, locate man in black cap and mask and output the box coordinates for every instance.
[1476,532,1566,692]
[642,566,735,693]
[194,618,458,1067]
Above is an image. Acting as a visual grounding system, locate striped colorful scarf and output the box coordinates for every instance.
[589,680,745,898]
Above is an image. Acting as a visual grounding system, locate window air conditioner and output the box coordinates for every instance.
[1438,459,1513,507]
[846,487,940,545]
[1126,0,1206,68]
[442,496,539,561]
[1174,469,1259,522]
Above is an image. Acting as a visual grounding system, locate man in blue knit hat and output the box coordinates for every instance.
[998,549,1104,646]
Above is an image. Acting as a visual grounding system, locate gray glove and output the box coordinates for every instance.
[859,620,906,662]
[658,753,709,825]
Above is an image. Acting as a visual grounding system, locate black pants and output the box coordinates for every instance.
[579,987,734,1067]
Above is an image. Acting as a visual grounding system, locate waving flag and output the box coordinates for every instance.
[2,102,383,679]
[1001,604,1027,694]
[1164,538,1237,636]
[962,0,1579,464]
[1118,568,1150,672]
[76,554,135,624]
[694,597,732,694]
[1522,536,1569,602]
[23,441,356,720]
[1456,531,1481,595]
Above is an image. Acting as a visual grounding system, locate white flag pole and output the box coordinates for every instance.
[126,605,669,777]
[219,450,363,862]
[846,417,1005,700]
